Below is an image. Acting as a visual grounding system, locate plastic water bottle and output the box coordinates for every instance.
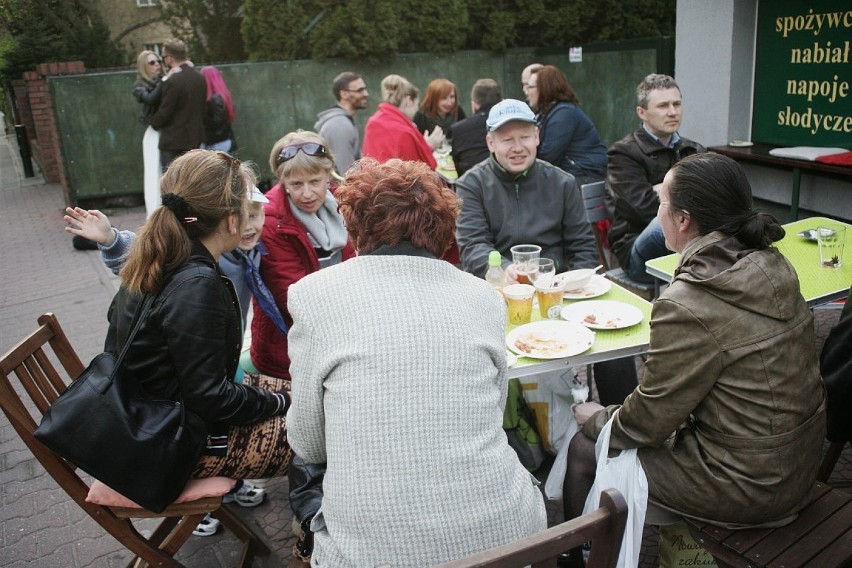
[485,250,506,290]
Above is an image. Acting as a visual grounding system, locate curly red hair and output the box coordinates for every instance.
[336,159,460,257]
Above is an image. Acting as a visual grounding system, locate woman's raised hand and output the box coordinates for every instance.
[424,125,446,151]
[64,207,116,246]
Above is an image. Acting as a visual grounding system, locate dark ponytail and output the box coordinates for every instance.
[668,153,785,249]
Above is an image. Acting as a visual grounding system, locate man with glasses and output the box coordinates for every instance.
[521,63,543,105]
[314,72,369,175]
[148,39,207,170]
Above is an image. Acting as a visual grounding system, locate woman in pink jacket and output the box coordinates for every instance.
[362,74,444,168]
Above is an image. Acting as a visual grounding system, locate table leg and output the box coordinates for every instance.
[790,167,801,221]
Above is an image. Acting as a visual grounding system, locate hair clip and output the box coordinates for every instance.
[183,217,198,224]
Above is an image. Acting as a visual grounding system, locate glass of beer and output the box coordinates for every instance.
[510,244,541,285]
[504,284,535,325]
[535,278,566,319]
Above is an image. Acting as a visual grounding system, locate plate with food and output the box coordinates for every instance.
[561,300,644,330]
[506,320,595,360]
[562,274,612,300]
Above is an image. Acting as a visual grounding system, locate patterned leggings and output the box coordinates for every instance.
[192,373,293,479]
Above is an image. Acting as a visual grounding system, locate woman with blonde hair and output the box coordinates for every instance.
[414,78,466,141]
[132,50,164,217]
[250,130,356,380]
[107,149,292,489]
[362,74,443,167]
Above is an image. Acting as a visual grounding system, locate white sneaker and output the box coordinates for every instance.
[222,480,265,507]
[192,514,221,537]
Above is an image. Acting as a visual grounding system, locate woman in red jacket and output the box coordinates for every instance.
[362,74,444,168]
[250,131,356,379]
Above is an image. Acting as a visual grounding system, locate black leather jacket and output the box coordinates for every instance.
[203,93,234,145]
[132,77,163,127]
[106,241,282,433]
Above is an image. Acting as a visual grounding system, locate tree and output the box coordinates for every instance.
[159,0,245,63]
[0,0,124,87]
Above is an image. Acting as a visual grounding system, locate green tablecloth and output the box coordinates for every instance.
[645,217,851,307]
[507,281,652,378]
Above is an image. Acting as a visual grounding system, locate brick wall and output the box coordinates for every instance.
[16,61,85,201]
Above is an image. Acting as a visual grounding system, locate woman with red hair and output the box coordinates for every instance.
[287,159,546,567]
[414,78,466,141]
[200,66,236,152]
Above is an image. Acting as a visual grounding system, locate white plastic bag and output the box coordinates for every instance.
[543,380,589,500]
[582,410,648,568]
[518,369,578,453]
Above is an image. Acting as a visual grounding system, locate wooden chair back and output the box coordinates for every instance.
[0,313,268,567]
[437,489,628,568]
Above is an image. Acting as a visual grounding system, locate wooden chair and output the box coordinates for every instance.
[436,489,628,568]
[0,313,270,568]
[684,481,852,568]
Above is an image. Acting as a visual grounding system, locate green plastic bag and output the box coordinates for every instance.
[503,378,545,471]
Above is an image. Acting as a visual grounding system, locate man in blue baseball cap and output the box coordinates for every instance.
[456,98,598,281]
[455,100,637,411]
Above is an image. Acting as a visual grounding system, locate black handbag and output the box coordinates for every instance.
[35,295,207,513]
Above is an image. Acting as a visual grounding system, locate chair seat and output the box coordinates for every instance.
[605,268,655,301]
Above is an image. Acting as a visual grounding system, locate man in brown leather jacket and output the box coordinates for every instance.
[606,74,705,282]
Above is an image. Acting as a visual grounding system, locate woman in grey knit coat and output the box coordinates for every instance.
[287,159,547,567]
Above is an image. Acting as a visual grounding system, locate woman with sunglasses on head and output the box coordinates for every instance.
[250,130,355,380]
[132,50,165,218]
[362,74,444,168]
[105,149,292,500]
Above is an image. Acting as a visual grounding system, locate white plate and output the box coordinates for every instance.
[728,140,754,147]
[506,321,595,360]
[562,274,612,299]
[561,300,644,330]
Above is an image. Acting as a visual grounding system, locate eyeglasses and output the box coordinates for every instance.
[147,60,161,66]
[276,143,329,166]
[343,87,368,94]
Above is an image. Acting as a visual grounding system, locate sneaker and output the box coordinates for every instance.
[223,480,265,507]
[192,514,221,537]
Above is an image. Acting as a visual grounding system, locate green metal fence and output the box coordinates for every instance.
[50,38,672,202]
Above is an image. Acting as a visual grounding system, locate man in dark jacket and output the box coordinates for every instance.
[607,74,705,282]
[148,39,207,170]
[451,78,502,177]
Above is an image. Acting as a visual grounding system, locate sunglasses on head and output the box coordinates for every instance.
[276,143,328,166]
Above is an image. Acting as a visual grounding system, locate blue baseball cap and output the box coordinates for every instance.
[486,99,537,131]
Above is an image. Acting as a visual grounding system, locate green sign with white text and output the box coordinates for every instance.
[753,0,851,147]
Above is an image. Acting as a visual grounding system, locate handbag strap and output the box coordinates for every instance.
[112,294,155,376]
